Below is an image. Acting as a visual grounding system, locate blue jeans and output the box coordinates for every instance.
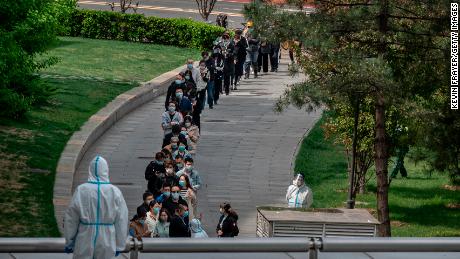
[206,81,214,107]
[244,51,259,74]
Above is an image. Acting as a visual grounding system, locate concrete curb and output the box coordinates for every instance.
[53,64,186,235]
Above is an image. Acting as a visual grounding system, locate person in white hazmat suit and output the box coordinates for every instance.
[64,155,129,259]
[286,173,313,208]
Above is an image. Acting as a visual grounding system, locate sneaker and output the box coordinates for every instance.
[209,106,213,109]
[234,86,237,90]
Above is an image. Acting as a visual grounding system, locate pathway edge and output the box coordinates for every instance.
[53,65,184,235]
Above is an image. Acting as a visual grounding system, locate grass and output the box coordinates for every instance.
[294,113,460,237]
[40,37,200,82]
[0,37,200,237]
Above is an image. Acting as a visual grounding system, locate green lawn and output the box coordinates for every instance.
[295,113,460,237]
[0,37,200,237]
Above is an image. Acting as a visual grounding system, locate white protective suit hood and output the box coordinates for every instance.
[190,218,208,238]
[88,155,110,183]
[64,155,129,259]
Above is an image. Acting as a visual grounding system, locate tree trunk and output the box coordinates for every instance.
[374,93,391,237]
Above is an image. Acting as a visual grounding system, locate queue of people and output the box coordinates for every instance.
[63,22,310,257]
[129,51,242,240]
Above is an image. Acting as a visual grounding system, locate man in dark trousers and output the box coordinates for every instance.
[233,29,248,90]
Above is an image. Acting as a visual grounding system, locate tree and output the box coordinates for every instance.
[412,89,460,185]
[0,0,76,119]
[109,0,139,14]
[245,0,449,236]
[195,0,218,21]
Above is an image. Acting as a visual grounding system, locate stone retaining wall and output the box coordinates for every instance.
[52,65,185,234]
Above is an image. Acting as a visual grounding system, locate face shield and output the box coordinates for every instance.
[293,173,304,187]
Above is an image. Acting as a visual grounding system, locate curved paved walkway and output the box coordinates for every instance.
[74,57,321,236]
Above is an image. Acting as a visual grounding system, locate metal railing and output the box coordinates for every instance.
[1,237,459,259]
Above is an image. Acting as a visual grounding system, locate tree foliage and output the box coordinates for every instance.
[245,0,450,236]
[0,0,76,119]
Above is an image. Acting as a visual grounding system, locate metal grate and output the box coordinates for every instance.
[273,222,324,237]
[272,222,376,238]
[324,224,376,237]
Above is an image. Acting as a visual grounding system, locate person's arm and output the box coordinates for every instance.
[192,171,202,190]
[162,113,171,130]
[286,185,296,201]
[64,188,81,251]
[114,189,129,253]
[177,112,184,125]
[145,163,154,181]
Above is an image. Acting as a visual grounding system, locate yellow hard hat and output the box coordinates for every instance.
[247,21,253,27]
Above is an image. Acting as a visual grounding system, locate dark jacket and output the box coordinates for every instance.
[260,40,271,54]
[223,41,235,75]
[164,174,179,188]
[145,161,166,196]
[234,37,248,62]
[165,81,186,109]
[205,57,216,81]
[216,214,239,237]
[169,215,191,237]
[136,203,149,217]
[177,96,193,116]
[247,35,260,53]
[163,196,188,216]
[213,55,225,80]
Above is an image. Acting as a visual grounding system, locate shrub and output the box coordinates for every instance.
[64,9,225,50]
[0,0,75,119]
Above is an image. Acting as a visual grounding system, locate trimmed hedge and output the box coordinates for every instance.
[64,9,225,50]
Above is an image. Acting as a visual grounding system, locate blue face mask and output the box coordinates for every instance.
[153,207,161,215]
[163,191,171,198]
[185,75,190,80]
[177,163,183,169]
[175,79,182,84]
[180,131,187,136]
[168,106,176,113]
[156,160,164,165]
[176,93,183,99]
[179,180,186,187]
[139,219,145,225]
[187,64,193,70]
[183,211,189,218]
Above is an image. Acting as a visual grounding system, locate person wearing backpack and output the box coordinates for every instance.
[216,203,239,237]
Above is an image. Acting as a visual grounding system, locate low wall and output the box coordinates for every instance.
[52,65,185,234]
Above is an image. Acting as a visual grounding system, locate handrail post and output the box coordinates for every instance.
[308,237,321,259]
[129,237,139,259]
